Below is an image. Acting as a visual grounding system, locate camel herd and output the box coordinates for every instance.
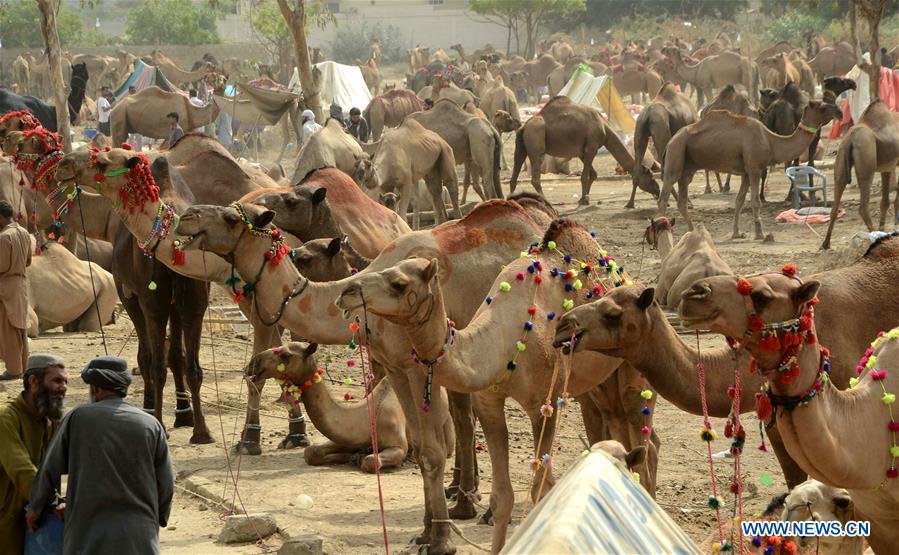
[5,29,899,553]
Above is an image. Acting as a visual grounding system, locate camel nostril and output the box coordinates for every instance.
[684,283,710,300]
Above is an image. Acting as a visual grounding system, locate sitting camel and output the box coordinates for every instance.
[291,118,368,185]
[510,96,658,205]
[358,118,461,228]
[781,480,865,555]
[629,82,697,208]
[679,268,899,554]
[336,220,660,553]
[244,341,450,472]
[643,217,732,309]
[822,100,899,250]
[658,100,840,240]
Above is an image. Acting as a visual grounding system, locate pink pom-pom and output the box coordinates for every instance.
[641,426,650,435]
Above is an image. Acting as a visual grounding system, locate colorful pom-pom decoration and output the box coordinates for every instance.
[640,389,653,400]
[276,363,286,373]
[540,403,554,417]
[499,282,512,292]
[700,427,717,442]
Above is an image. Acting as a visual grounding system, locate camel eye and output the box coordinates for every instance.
[604,312,622,324]
[390,281,407,293]
[750,289,773,309]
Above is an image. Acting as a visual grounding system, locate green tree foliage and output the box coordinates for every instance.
[469,0,585,58]
[329,21,404,65]
[555,0,748,32]
[764,11,828,42]
[125,0,221,45]
[0,0,83,48]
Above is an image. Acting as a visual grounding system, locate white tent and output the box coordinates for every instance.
[289,61,372,112]
[559,64,635,133]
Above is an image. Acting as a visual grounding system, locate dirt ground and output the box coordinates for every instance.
[1,115,886,554]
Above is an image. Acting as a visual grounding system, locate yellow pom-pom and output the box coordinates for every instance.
[867,356,878,369]
[499,282,512,292]
[624,279,634,286]
[573,279,583,290]
[276,363,286,373]
[343,377,354,385]
[888,329,899,340]
[519,251,528,258]
[883,393,896,405]
[580,262,587,270]
[640,390,653,400]
[562,299,574,311]
[581,449,589,458]
[890,444,899,458]
[547,241,557,250]
[711,542,721,553]
[849,377,859,388]
[631,471,640,483]
[147,281,157,291]
[312,374,322,384]
[516,341,527,352]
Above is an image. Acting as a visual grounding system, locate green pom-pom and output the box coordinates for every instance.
[562,299,574,311]
[707,495,723,509]
[348,340,357,349]
[147,281,157,291]
[547,241,557,250]
[516,341,527,352]
[499,281,512,292]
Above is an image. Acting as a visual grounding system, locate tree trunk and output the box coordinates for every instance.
[37,0,72,153]
[850,3,859,52]
[277,0,322,122]
[869,16,881,99]
[505,17,512,57]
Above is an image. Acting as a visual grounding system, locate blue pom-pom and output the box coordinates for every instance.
[586,291,594,299]
[564,283,574,292]
[751,537,762,548]
[764,547,774,555]
[642,407,651,416]
[550,268,559,277]
[590,231,597,238]
[485,296,492,305]
[547,312,556,320]
[564,255,572,263]
[598,259,607,267]
[524,322,533,331]
[527,265,536,273]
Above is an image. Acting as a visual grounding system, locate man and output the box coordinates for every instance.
[0,354,67,553]
[97,86,112,137]
[126,86,144,152]
[345,107,370,142]
[0,199,31,380]
[299,109,321,147]
[329,103,345,128]
[27,356,173,555]
[162,112,184,149]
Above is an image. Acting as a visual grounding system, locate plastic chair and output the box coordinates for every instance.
[785,166,827,209]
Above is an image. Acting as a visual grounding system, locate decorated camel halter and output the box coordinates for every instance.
[409,318,456,412]
[0,109,41,134]
[11,127,65,254]
[89,145,160,215]
[851,329,899,482]
[270,345,324,409]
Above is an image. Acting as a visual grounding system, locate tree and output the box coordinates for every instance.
[35,0,71,152]
[247,1,293,81]
[125,0,221,45]
[852,0,887,98]
[469,0,585,59]
[274,0,332,122]
[0,0,82,48]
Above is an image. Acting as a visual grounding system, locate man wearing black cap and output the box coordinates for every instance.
[0,354,67,553]
[27,356,173,555]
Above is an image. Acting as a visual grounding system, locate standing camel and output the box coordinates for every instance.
[698,84,758,194]
[510,96,658,205]
[658,100,840,240]
[663,47,755,106]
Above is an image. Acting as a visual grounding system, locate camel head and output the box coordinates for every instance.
[55,148,145,206]
[356,156,380,190]
[1,130,24,156]
[758,88,779,112]
[591,440,647,474]
[175,202,275,257]
[0,110,41,140]
[251,186,341,239]
[781,480,856,551]
[823,76,856,98]
[337,257,439,324]
[378,192,398,211]
[758,55,778,72]
[245,341,319,385]
[292,237,353,281]
[801,99,841,130]
[553,285,656,356]
[493,110,521,133]
[643,216,675,249]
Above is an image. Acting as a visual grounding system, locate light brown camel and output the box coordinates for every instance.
[337,220,659,553]
[643,217,732,309]
[663,47,754,106]
[612,67,663,104]
[521,54,562,102]
[408,46,430,72]
[359,58,381,96]
[510,96,658,205]
[364,89,424,141]
[291,118,367,185]
[781,480,865,555]
[699,84,758,194]
[150,50,214,84]
[13,56,30,94]
[788,51,817,96]
[358,119,461,227]
[628,82,697,208]
[480,80,520,170]
[408,98,502,202]
[822,100,899,250]
[760,53,802,91]
[807,43,858,82]
[244,341,439,472]
[71,53,121,97]
[291,236,371,279]
[419,77,476,107]
[548,40,574,64]
[109,87,219,145]
[678,270,899,554]
[658,100,840,240]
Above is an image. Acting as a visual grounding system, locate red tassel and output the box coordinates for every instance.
[748,315,765,331]
[781,263,797,278]
[172,248,185,266]
[759,334,780,351]
[737,277,753,295]
[749,358,757,374]
[724,421,734,438]
[756,392,772,421]
[806,332,817,345]
[889,421,899,431]
[34,247,41,256]
[232,291,245,303]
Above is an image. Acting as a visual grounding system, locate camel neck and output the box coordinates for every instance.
[603,128,639,173]
[300,381,367,449]
[769,123,817,164]
[657,227,675,261]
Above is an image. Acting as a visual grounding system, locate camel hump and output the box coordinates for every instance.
[539,218,599,261]
[860,99,889,124]
[864,232,899,259]
[448,199,531,230]
[656,82,678,99]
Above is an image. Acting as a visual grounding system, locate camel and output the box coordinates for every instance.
[13,56,30,94]
[520,54,562,102]
[678,270,899,554]
[788,52,817,96]
[480,80,520,170]
[364,89,424,141]
[150,50,214,85]
[431,48,451,65]
[643,217,732,309]
[359,58,381,96]
[419,77,476,108]
[28,56,72,100]
[628,82,697,208]
[612,67,663,104]
[657,100,840,240]
[407,46,430,73]
[291,236,371,279]
[822,100,899,250]
[244,341,439,472]
[109,86,219,145]
[663,47,754,106]
[760,53,802,91]
[781,480,865,555]
[510,96,658,205]
[290,118,367,185]
[408,98,502,202]
[71,54,122,97]
[807,43,858,81]
[336,220,659,553]
[546,58,608,97]
[358,119,461,227]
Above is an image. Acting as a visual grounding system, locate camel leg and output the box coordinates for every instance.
[304,441,357,466]
[177,278,214,444]
[426,174,449,224]
[893,172,899,225]
[396,185,414,227]
[139,273,173,432]
[625,180,640,209]
[461,162,471,204]
[821,172,848,250]
[704,171,712,195]
[446,391,479,520]
[577,393,609,444]
[732,175,750,239]
[361,446,407,473]
[237,375,265,455]
[165,309,193,429]
[475,393,512,553]
[676,175,695,231]
[527,406,558,503]
[528,153,545,197]
[858,174,875,232]
[578,152,597,206]
[748,173,765,240]
[723,173,731,193]
[879,171,896,231]
[118,289,154,416]
[616,364,658,496]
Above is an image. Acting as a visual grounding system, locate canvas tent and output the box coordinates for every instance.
[559,64,635,133]
[289,61,373,112]
[112,61,181,101]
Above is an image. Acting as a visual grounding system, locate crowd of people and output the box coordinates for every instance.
[299,102,371,148]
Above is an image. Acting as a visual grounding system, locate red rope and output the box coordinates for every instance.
[696,332,725,544]
[732,357,744,554]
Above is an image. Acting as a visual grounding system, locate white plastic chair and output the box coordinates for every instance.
[785,166,828,209]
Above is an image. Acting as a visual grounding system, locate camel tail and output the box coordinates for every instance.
[834,138,853,188]
[512,127,527,175]
[491,127,502,198]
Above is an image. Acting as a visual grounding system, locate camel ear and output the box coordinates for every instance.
[794,280,820,306]
[125,155,141,169]
[423,258,439,282]
[253,210,276,229]
[637,287,655,310]
[833,493,852,511]
[670,217,675,227]
[625,445,646,470]
[304,343,318,357]
[326,237,341,257]
[311,187,327,205]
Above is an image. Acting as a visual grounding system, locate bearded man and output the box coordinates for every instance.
[0,354,67,553]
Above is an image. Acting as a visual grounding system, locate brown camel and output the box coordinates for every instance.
[679,270,899,554]
[151,50,215,84]
[807,43,858,82]
[628,82,697,208]
[109,87,219,145]
[612,67,663,104]
[759,53,802,91]
[291,118,367,184]
[510,96,658,205]
[480,79,520,170]
[658,100,840,240]
[359,58,381,96]
[337,220,659,553]
[643,217,732,309]
[822,100,899,250]
[547,58,607,97]
[408,98,502,202]
[291,236,371,279]
[358,118,461,227]
[519,54,562,102]
[663,47,754,106]
[789,52,817,96]
[364,89,424,141]
[245,341,439,472]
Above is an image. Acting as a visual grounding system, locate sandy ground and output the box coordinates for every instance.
[1,115,887,554]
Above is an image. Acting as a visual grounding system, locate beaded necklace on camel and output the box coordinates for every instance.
[11,128,65,254]
[270,345,324,409]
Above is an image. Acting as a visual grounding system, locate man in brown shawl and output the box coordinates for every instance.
[0,199,32,380]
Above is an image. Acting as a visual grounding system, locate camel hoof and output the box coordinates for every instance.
[411,532,431,546]
[762,233,775,243]
[623,202,635,209]
[173,412,194,429]
[703,188,712,195]
[577,196,590,206]
[360,455,383,473]
[278,434,310,449]
[478,507,494,526]
[234,441,262,456]
[448,499,478,520]
[189,432,215,445]
[418,541,456,555]
[731,232,747,240]
[444,485,459,499]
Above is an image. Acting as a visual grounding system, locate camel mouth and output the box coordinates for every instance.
[335,289,364,319]
[677,313,717,330]
[555,330,585,355]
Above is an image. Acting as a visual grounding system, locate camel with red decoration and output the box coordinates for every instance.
[335,220,660,553]
[679,264,899,554]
